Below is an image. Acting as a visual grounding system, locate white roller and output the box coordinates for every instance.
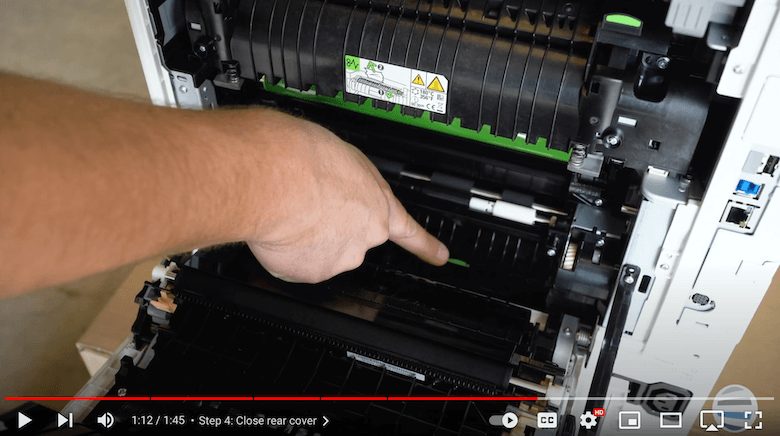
[468,197,495,214]
[493,200,538,225]
[469,198,538,225]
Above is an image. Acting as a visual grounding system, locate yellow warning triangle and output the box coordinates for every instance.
[427,76,445,92]
[412,74,425,86]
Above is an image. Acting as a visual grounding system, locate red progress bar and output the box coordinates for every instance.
[4,397,151,401]
[254,397,321,401]
[321,397,387,401]
[151,397,254,401]
[389,397,538,401]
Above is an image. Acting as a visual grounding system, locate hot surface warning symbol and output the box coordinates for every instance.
[344,55,449,114]
[427,77,445,92]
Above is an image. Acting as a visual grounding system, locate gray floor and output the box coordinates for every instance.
[1,1,150,414]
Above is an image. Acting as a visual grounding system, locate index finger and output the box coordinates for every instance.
[351,148,450,266]
[387,196,450,266]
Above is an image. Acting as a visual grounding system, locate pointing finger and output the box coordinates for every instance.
[387,196,450,266]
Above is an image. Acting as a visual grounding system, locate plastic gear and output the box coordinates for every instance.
[580,411,598,429]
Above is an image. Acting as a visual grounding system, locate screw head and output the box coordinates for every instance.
[564,327,572,335]
[118,388,127,397]
[656,56,670,69]
[678,177,691,193]
[596,238,605,247]
[589,116,599,125]
[594,198,604,207]
[660,264,670,271]
[547,248,557,257]
[604,134,621,148]
[179,85,188,94]
[624,275,635,284]
[733,65,745,74]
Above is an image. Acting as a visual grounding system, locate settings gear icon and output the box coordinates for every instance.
[580,411,598,429]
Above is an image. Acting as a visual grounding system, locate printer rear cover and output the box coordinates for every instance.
[24,0,780,435]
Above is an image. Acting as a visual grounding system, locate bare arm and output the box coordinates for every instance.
[0,73,449,297]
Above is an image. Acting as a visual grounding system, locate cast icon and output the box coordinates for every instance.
[700,410,724,432]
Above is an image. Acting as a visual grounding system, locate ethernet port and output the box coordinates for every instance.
[721,201,754,229]
[757,155,779,176]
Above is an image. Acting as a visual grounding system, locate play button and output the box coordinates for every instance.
[18,412,32,429]
[502,412,519,429]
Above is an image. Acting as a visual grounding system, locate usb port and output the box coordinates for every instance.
[758,155,779,176]
[735,179,762,199]
[721,201,755,229]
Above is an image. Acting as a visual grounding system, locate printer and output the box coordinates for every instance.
[48,0,780,434]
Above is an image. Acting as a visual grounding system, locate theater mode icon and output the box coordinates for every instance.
[660,412,683,429]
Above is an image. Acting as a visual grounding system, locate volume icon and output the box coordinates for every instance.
[96,412,115,429]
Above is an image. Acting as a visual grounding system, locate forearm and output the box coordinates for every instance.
[0,74,288,296]
[1,73,448,295]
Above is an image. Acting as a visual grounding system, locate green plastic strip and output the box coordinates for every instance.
[447,258,470,268]
[605,14,642,28]
[262,79,571,162]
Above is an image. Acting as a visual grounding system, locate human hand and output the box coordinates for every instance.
[242,111,449,283]
[0,75,447,295]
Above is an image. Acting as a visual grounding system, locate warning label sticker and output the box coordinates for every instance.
[344,55,448,114]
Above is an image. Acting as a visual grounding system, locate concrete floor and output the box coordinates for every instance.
[0,1,150,414]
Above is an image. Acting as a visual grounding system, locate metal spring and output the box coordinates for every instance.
[226,68,239,84]
[569,143,587,167]
[225,60,240,84]
[576,330,592,347]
